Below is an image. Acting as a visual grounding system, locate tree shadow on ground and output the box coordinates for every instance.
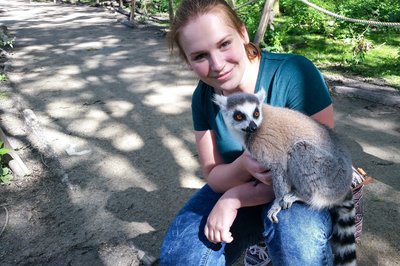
[0,1,399,265]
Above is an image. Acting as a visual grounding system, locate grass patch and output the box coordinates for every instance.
[0,91,10,100]
[0,73,8,82]
[279,31,400,88]
[260,14,400,89]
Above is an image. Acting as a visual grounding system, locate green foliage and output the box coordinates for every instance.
[0,141,12,184]
[262,23,288,52]
[346,27,374,65]
[0,73,8,81]
[280,0,335,35]
[142,0,170,14]
[0,30,15,49]
[279,0,400,35]
[236,0,264,39]
[241,0,400,87]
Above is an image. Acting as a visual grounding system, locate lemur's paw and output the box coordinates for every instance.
[281,193,299,209]
[267,202,282,223]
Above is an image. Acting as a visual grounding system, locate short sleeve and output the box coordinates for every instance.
[280,55,332,115]
[191,81,211,131]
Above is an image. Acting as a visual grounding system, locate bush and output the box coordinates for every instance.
[0,26,15,49]
[0,141,12,184]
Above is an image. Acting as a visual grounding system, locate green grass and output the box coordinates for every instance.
[259,14,400,89]
[279,32,400,88]
[0,91,10,100]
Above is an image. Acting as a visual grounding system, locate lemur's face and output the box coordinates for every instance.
[226,102,262,133]
[213,91,265,135]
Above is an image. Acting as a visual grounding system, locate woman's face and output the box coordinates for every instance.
[179,12,250,93]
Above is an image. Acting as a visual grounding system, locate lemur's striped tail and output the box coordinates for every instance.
[330,190,357,266]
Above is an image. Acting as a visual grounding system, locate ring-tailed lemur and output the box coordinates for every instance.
[213,90,356,266]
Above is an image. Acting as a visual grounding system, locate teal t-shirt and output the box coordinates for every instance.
[191,51,332,163]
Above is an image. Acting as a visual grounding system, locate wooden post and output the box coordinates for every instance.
[254,0,276,45]
[168,0,174,24]
[129,0,136,21]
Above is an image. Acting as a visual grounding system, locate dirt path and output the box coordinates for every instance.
[0,1,399,265]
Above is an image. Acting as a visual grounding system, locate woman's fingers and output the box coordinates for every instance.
[221,230,234,243]
[204,225,233,244]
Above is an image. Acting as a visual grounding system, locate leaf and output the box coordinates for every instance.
[2,167,9,175]
[0,147,10,155]
[0,174,12,184]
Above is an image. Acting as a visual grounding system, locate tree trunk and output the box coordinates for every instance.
[168,0,174,24]
[253,0,277,44]
[129,0,136,21]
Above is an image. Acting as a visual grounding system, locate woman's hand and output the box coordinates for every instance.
[241,151,273,185]
[204,197,237,244]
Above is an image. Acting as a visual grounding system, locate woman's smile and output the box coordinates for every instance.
[214,68,233,82]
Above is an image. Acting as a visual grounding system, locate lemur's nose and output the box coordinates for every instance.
[245,121,257,133]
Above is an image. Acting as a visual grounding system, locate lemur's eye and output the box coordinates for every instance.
[253,108,260,118]
[233,111,244,121]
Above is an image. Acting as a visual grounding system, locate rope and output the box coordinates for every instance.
[299,0,400,27]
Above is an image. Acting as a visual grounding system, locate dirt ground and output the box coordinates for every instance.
[0,1,399,265]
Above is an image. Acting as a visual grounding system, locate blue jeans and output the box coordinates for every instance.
[160,185,333,266]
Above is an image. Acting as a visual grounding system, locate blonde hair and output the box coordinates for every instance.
[167,0,260,62]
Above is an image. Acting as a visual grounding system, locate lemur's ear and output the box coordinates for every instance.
[212,94,228,111]
[255,89,266,104]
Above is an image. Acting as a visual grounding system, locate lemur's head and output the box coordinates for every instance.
[213,90,265,137]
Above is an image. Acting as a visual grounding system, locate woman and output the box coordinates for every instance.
[161,0,334,265]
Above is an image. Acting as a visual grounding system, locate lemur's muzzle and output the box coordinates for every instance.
[243,121,257,133]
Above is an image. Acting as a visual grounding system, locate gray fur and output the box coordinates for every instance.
[226,92,259,109]
[214,90,356,266]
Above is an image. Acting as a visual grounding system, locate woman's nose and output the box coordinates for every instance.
[209,52,225,72]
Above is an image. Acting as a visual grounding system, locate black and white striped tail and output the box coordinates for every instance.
[330,190,357,266]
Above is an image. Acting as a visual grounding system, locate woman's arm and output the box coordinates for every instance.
[204,181,274,243]
[311,104,334,129]
[195,130,271,193]
[195,129,275,243]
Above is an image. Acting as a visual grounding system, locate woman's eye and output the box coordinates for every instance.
[221,41,231,48]
[193,53,206,61]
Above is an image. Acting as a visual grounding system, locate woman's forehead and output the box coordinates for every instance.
[179,13,239,51]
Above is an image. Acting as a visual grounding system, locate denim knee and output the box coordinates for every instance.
[160,185,226,265]
[262,202,333,266]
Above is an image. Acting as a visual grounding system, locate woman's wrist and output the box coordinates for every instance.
[222,181,274,209]
[233,153,254,183]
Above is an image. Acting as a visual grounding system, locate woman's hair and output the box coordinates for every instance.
[167,0,260,62]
